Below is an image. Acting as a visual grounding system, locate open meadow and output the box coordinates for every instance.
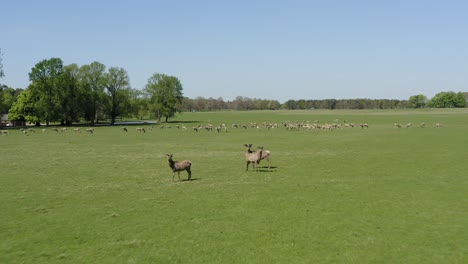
[1,109,467,263]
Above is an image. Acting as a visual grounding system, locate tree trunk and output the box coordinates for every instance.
[110,101,116,125]
[156,110,161,122]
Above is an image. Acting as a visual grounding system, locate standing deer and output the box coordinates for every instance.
[244,144,263,172]
[244,143,271,170]
[166,154,192,181]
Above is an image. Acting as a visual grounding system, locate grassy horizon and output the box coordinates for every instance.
[1,109,467,263]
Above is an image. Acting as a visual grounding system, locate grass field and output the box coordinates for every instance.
[1,109,467,263]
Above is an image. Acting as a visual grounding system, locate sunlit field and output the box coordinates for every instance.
[1,109,467,263]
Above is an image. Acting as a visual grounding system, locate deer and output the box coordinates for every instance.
[166,154,192,181]
[244,143,271,170]
[244,144,263,172]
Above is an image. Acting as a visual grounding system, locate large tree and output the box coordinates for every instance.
[58,64,82,125]
[428,91,466,108]
[408,94,428,108]
[128,88,149,120]
[8,87,43,125]
[28,58,64,125]
[78,62,106,125]
[104,67,130,125]
[144,73,184,122]
[0,85,20,114]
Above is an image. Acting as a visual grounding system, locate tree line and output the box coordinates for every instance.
[179,92,467,111]
[1,58,184,126]
[0,55,467,126]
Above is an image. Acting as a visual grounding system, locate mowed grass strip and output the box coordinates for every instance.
[1,109,467,263]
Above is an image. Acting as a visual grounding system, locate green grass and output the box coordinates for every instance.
[1,109,467,263]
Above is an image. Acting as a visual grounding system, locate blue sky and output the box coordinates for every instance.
[1,0,468,102]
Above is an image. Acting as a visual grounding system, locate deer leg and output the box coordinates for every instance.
[186,168,192,181]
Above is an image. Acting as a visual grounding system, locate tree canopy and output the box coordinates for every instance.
[78,61,107,125]
[28,58,64,125]
[428,91,466,108]
[104,67,130,125]
[0,85,22,114]
[408,94,428,108]
[145,73,184,122]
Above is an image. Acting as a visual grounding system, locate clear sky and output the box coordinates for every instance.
[1,0,467,103]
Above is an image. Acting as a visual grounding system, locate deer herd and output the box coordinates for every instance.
[1,120,445,182]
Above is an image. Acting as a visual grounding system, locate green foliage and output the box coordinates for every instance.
[104,67,130,125]
[8,87,43,124]
[145,73,184,122]
[128,88,149,119]
[283,98,405,110]
[0,85,19,114]
[408,94,427,108]
[28,58,65,125]
[1,109,467,263]
[57,64,82,125]
[428,91,466,108]
[78,61,107,124]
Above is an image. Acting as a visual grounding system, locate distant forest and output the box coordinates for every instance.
[181,97,406,111]
[181,92,467,111]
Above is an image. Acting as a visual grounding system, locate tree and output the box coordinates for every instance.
[28,58,64,125]
[128,88,149,120]
[104,67,130,125]
[145,73,184,122]
[408,94,427,108]
[0,85,20,114]
[8,87,43,125]
[462,92,468,107]
[267,100,281,110]
[78,62,106,125]
[58,64,82,125]
[428,91,466,108]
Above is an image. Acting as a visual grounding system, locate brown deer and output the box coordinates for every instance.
[166,154,192,181]
[244,144,263,172]
[244,143,271,170]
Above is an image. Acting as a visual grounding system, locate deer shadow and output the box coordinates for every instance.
[180,178,202,182]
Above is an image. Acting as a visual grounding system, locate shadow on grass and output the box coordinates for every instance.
[246,166,277,173]
[181,178,202,182]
